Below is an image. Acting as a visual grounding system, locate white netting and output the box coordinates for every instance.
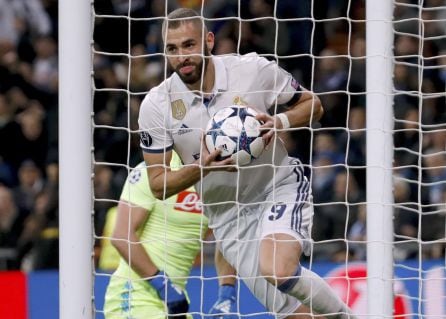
[91,1,446,318]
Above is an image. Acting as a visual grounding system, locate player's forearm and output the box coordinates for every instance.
[112,234,158,278]
[285,92,323,128]
[215,246,237,286]
[150,163,204,199]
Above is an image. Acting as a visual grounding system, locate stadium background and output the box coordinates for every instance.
[0,0,445,317]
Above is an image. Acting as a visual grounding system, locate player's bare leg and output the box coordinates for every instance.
[260,233,303,287]
[260,233,357,319]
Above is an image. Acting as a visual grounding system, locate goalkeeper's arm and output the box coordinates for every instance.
[111,200,188,317]
[111,200,159,278]
[208,243,238,318]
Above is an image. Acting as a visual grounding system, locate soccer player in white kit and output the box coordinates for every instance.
[138,8,357,319]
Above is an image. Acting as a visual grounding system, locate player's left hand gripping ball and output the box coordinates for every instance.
[208,285,238,318]
[149,271,189,318]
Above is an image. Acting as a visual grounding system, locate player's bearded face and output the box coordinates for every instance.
[171,45,210,85]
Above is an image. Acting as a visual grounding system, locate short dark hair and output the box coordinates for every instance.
[162,8,207,41]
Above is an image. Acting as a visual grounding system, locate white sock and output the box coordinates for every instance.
[287,266,357,319]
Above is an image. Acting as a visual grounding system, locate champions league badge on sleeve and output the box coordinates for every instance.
[128,168,142,184]
[140,131,152,148]
[291,77,299,90]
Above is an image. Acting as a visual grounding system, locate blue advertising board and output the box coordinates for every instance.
[26,259,445,319]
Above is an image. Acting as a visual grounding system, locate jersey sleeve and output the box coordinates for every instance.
[138,90,174,153]
[120,163,156,211]
[255,55,303,108]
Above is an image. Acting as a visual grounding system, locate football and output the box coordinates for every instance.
[205,105,265,166]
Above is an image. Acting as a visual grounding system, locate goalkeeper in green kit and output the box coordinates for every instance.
[104,151,238,318]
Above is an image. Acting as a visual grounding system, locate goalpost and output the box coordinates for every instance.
[59,0,93,318]
[366,1,394,318]
[58,1,446,318]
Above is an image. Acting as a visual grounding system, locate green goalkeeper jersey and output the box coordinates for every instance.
[112,153,208,289]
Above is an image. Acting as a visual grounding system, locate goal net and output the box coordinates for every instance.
[86,0,446,318]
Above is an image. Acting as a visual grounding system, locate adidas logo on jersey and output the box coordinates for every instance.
[177,123,193,135]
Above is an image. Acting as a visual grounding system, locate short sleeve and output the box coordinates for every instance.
[138,90,174,153]
[255,56,302,107]
[120,163,156,211]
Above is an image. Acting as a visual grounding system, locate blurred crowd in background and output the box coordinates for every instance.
[0,0,445,271]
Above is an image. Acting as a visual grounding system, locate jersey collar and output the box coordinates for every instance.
[213,56,228,93]
[170,56,228,105]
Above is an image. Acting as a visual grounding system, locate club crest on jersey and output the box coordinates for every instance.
[171,99,186,120]
[233,96,248,106]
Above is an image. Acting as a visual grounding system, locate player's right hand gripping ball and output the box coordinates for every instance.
[208,285,238,318]
[205,105,265,166]
[149,271,189,318]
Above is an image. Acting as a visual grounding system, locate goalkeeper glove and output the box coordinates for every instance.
[148,270,189,318]
[208,284,238,318]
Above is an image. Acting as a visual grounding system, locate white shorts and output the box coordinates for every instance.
[209,156,315,317]
[261,178,313,256]
[212,178,313,318]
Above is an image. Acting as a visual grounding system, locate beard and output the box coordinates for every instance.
[171,47,211,85]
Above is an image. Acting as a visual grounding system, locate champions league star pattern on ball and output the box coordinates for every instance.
[205,105,265,166]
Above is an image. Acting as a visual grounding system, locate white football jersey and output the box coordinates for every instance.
[138,53,304,227]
